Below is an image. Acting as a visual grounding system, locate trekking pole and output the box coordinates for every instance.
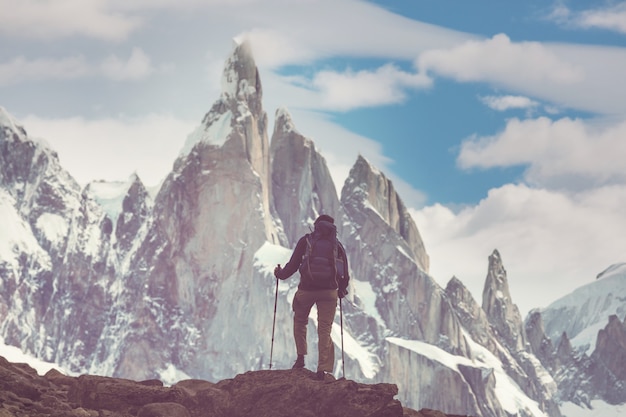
[340,296,345,379]
[269,276,279,369]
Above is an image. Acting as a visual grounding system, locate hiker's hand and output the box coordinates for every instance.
[338,288,348,299]
[273,264,282,278]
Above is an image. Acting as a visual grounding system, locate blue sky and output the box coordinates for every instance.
[1,0,626,314]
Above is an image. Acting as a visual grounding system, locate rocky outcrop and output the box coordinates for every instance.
[525,310,559,373]
[0,355,465,417]
[524,312,626,408]
[589,315,626,403]
[384,340,483,417]
[115,174,151,256]
[448,256,561,417]
[0,106,120,373]
[555,332,574,364]
[340,155,454,349]
[270,107,340,247]
[445,276,495,352]
[341,155,428,272]
[482,250,527,352]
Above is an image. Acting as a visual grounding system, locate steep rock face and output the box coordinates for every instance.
[521,312,562,416]
[555,332,574,364]
[383,341,483,417]
[589,315,626,403]
[551,315,626,407]
[0,108,121,372]
[340,155,462,353]
[447,270,560,417]
[445,277,495,351]
[115,174,151,257]
[525,310,558,373]
[482,250,527,352]
[92,39,281,380]
[342,155,428,272]
[270,108,340,246]
[384,336,556,417]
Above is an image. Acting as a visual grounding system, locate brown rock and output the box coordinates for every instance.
[0,354,462,417]
[215,369,403,417]
[137,402,191,417]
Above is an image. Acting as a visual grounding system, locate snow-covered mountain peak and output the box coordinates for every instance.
[221,39,259,101]
[482,249,527,351]
[483,249,510,298]
[0,107,43,151]
[274,107,298,134]
[541,263,626,353]
[0,189,50,269]
[178,40,265,160]
[179,109,233,158]
[270,105,339,246]
[341,154,390,210]
[0,106,23,137]
[0,108,59,164]
[86,174,149,226]
[341,154,429,271]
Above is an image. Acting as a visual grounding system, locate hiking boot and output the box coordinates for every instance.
[292,355,305,369]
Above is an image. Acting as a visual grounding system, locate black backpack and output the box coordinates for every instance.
[299,220,345,289]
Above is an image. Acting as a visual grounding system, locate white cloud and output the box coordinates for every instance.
[411,183,626,315]
[100,47,154,80]
[211,0,474,74]
[549,2,626,34]
[0,0,266,42]
[479,95,539,111]
[311,64,432,111]
[0,55,90,85]
[0,0,143,41]
[0,49,155,85]
[242,19,626,117]
[235,29,320,69]
[457,116,626,191]
[417,33,584,86]
[579,2,626,33]
[21,114,197,187]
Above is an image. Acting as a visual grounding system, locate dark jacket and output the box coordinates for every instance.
[276,231,350,293]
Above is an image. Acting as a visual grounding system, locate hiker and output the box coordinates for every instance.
[273,214,350,381]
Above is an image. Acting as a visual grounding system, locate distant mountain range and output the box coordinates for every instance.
[1,40,624,417]
[540,263,626,355]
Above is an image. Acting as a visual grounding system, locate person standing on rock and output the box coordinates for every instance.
[274,214,350,381]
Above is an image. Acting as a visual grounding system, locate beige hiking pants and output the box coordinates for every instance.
[292,289,338,373]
